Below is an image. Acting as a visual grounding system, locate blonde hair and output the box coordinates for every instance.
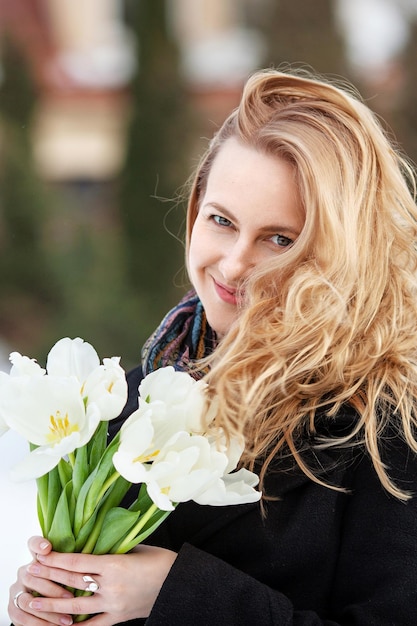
[187,68,417,499]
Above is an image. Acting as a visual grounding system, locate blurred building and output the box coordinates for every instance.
[1,0,136,181]
[0,0,265,183]
[1,0,413,183]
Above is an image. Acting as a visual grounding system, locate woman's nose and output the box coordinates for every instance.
[218,240,256,283]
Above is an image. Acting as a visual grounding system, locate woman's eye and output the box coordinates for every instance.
[270,234,293,247]
[213,214,232,227]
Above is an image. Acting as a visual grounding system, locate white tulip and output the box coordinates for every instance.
[0,375,101,480]
[113,367,261,511]
[193,467,261,506]
[46,337,100,384]
[9,352,46,377]
[83,357,128,421]
[138,366,212,434]
[112,408,156,483]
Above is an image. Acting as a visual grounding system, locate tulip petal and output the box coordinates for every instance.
[0,375,87,446]
[10,446,62,481]
[194,468,261,506]
[46,337,99,382]
[113,450,151,483]
[9,352,45,377]
[146,481,175,511]
[83,357,127,421]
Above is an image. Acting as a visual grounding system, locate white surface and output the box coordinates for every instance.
[0,430,40,625]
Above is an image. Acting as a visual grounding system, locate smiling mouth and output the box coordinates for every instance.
[213,279,241,305]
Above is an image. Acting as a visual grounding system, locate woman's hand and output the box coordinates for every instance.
[9,536,177,625]
[9,537,74,626]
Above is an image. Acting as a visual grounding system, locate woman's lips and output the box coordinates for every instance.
[213,279,239,305]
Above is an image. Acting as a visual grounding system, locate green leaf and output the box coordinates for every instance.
[80,475,131,553]
[35,472,48,534]
[93,507,142,555]
[73,432,120,533]
[36,492,46,536]
[129,482,154,513]
[73,470,98,536]
[87,420,109,469]
[47,482,75,552]
[127,509,171,551]
[74,511,98,552]
[82,437,121,522]
[67,480,76,528]
[44,466,62,534]
[57,458,72,488]
[72,444,88,499]
[96,474,131,518]
[113,485,177,553]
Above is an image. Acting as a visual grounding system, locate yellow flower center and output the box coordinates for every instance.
[133,449,160,464]
[46,410,79,444]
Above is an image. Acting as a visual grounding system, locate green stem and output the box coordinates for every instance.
[95,470,121,503]
[81,492,117,554]
[72,598,91,623]
[114,503,158,554]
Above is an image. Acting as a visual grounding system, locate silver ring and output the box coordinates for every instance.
[82,575,99,593]
[13,590,25,609]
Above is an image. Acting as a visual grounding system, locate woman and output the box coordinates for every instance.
[9,67,417,625]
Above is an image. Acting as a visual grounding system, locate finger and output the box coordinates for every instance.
[27,536,52,559]
[28,594,101,621]
[27,560,101,595]
[22,562,75,599]
[9,589,74,626]
[37,550,108,575]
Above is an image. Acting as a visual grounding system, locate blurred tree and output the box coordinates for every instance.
[119,0,192,345]
[0,34,60,351]
[392,19,417,169]
[0,33,35,123]
[250,0,347,76]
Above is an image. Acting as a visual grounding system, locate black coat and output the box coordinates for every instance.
[113,366,417,626]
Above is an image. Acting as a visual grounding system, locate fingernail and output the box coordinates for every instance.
[27,563,41,575]
[62,591,73,599]
[29,599,42,610]
[60,618,73,625]
[37,554,46,563]
[39,541,49,549]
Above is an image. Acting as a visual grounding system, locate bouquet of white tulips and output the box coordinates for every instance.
[0,338,261,620]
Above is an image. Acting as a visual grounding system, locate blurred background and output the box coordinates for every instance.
[1,0,417,621]
[0,0,417,369]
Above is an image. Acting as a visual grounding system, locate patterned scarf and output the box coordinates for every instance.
[141,289,217,378]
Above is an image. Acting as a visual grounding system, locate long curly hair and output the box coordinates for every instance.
[186,67,417,499]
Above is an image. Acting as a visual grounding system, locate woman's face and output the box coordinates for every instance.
[188,137,304,337]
